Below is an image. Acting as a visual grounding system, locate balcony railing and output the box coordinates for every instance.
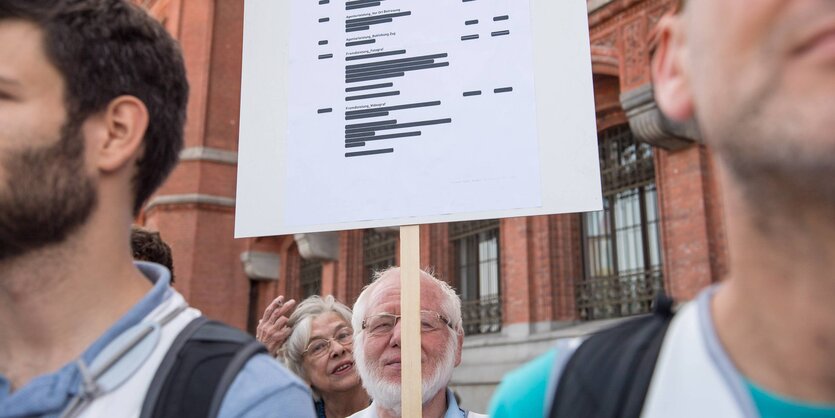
[460,294,502,335]
[576,268,664,320]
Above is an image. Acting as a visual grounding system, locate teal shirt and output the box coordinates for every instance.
[488,349,556,418]
[747,380,835,418]
[489,348,835,418]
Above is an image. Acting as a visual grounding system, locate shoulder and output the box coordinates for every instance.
[217,353,315,418]
[488,347,560,418]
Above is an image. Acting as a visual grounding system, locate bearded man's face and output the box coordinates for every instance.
[0,119,97,261]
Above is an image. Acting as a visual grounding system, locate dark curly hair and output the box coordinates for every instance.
[0,0,188,214]
[131,226,175,283]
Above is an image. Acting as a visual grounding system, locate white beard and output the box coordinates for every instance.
[355,332,457,416]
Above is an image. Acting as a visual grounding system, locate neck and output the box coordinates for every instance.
[321,384,371,418]
[712,168,835,403]
[377,387,449,418]
[0,217,151,391]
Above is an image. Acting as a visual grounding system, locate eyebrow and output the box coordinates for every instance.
[0,74,21,85]
[310,323,349,339]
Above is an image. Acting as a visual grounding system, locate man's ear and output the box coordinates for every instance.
[453,330,464,367]
[652,14,694,122]
[94,95,148,173]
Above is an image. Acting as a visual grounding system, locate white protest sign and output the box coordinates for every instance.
[235,0,601,238]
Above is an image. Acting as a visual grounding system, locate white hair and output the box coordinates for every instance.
[351,266,463,337]
[282,295,354,384]
[351,267,463,414]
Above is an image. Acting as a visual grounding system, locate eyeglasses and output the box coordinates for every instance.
[302,327,354,358]
[361,310,453,337]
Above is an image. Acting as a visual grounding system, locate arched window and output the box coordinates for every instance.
[450,219,501,335]
[363,229,397,284]
[299,257,322,298]
[578,125,664,320]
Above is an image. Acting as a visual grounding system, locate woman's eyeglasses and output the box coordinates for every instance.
[303,327,354,358]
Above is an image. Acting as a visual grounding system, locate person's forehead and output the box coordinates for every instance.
[366,276,445,313]
[366,279,401,313]
[0,20,64,97]
[309,311,349,337]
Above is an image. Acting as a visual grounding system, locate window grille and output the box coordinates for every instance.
[300,258,322,299]
[363,229,397,284]
[450,219,501,335]
[578,125,665,320]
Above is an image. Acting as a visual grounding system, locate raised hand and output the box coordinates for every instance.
[256,295,297,356]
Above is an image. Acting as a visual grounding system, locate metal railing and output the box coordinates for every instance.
[576,268,664,320]
[460,294,502,335]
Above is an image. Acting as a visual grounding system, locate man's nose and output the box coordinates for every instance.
[389,317,402,347]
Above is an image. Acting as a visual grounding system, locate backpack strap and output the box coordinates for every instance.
[140,316,268,418]
[140,316,209,418]
[207,337,268,417]
[549,294,674,418]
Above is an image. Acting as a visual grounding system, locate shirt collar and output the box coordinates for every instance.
[0,261,173,417]
[363,387,465,418]
[79,261,172,365]
[443,387,467,418]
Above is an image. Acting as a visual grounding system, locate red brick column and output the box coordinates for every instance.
[337,230,365,306]
[321,260,339,298]
[550,214,583,321]
[655,146,727,300]
[283,243,303,302]
[248,236,284,330]
[500,218,533,326]
[499,215,571,327]
[141,0,253,329]
[420,223,451,284]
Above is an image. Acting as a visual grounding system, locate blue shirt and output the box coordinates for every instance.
[747,380,835,418]
[443,387,469,418]
[0,262,315,418]
[488,348,556,418]
[352,388,472,418]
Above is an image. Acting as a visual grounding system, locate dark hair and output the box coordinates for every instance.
[131,226,175,283]
[0,0,189,214]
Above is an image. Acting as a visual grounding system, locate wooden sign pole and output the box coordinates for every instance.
[399,225,422,418]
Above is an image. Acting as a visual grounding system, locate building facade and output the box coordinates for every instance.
[138,0,728,411]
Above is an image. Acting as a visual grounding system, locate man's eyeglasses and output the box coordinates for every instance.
[361,310,453,337]
[303,327,354,358]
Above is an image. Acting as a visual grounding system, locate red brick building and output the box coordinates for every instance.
[137,0,727,410]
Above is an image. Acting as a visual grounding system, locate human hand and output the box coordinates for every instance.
[256,295,297,356]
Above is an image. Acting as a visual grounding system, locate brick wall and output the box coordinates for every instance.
[655,146,726,300]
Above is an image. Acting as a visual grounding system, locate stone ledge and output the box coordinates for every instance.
[452,315,641,412]
[462,316,633,349]
[240,251,280,281]
[179,146,238,165]
[294,232,340,261]
[144,193,236,212]
[621,83,701,150]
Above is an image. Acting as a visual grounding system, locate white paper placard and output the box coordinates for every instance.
[236,0,601,237]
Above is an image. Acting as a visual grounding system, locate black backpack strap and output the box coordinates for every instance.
[140,316,210,418]
[140,316,268,418]
[549,294,674,418]
[207,339,268,417]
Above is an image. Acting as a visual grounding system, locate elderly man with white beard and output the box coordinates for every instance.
[348,267,487,418]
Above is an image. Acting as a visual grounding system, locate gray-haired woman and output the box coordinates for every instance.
[258,295,371,418]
